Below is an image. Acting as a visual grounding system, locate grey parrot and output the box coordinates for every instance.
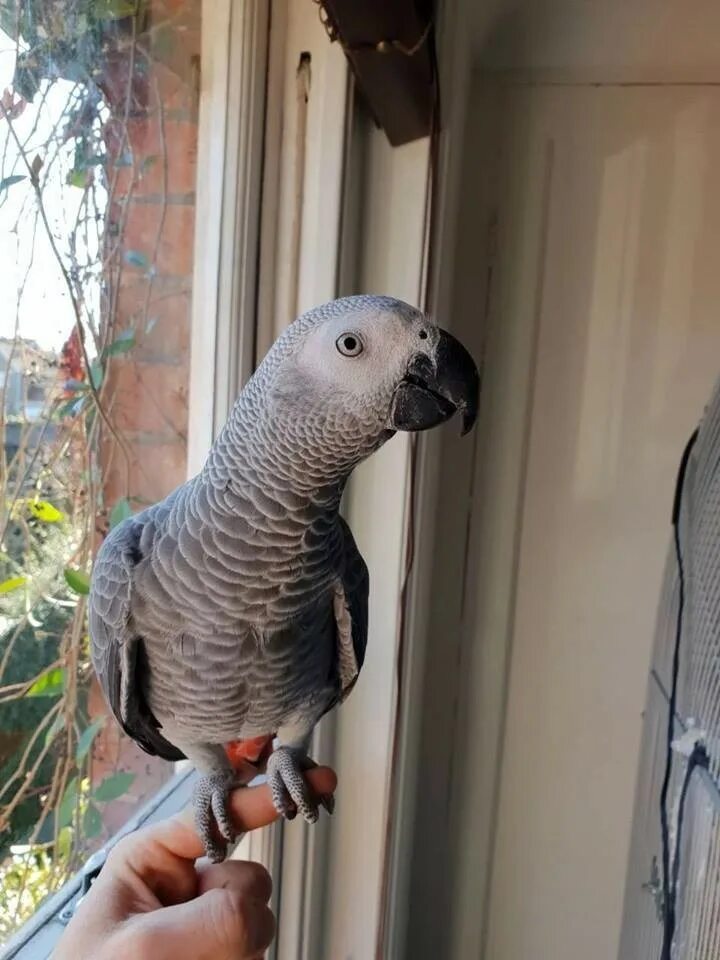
[89,295,478,861]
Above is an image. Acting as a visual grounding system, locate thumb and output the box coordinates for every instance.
[118,887,275,960]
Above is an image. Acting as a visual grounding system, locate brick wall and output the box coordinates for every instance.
[89,0,200,833]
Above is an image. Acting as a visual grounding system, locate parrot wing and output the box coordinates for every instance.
[89,519,185,762]
[333,516,369,702]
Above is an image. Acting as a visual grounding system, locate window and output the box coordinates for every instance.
[0,0,201,942]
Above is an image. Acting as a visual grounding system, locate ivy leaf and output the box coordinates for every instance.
[104,330,135,357]
[45,712,66,747]
[93,0,138,20]
[26,666,65,698]
[28,499,64,522]
[0,575,27,594]
[83,802,103,839]
[124,250,149,270]
[64,568,90,595]
[109,497,132,529]
[57,826,73,859]
[90,359,104,389]
[66,168,87,188]
[0,174,26,194]
[76,717,106,762]
[93,772,135,803]
[58,777,79,829]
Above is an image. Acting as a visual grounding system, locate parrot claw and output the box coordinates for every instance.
[266,746,327,825]
[193,773,238,862]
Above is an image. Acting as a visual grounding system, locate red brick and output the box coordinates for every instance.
[102,429,187,505]
[149,59,199,114]
[110,117,198,197]
[105,359,188,437]
[121,201,195,277]
[114,280,192,359]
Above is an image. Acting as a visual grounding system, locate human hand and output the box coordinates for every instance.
[53,766,337,960]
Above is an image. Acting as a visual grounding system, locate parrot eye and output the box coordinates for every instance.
[336,333,363,357]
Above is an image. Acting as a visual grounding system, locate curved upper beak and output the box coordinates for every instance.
[390,328,479,436]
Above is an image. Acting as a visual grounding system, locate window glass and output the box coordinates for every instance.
[0,0,200,939]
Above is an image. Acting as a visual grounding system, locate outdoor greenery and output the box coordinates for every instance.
[0,0,190,938]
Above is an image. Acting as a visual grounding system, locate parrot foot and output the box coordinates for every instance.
[266,746,334,824]
[192,772,238,863]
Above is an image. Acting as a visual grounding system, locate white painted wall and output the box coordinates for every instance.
[471,0,720,77]
[476,79,720,960]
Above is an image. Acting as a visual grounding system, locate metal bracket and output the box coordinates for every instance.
[57,849,107,925]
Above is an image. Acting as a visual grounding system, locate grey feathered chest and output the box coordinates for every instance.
[126,470,350,742]
[91,458,363,747]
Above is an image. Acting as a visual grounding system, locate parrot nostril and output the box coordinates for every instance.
[418,329,428,340]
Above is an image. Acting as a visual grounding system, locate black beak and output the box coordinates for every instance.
[390,329,479,436]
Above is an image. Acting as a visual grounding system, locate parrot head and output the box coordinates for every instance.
[267,295,479,445]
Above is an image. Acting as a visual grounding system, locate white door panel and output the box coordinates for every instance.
[476,83,720,960]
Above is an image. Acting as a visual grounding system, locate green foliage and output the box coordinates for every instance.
[89,359,103,390]
[75,718,104,762]
[27,500,64,523]
[0,843,71,941]
[93,0,139,21]
[25,667,65,698]
[109,497,132,529]
[0,174,26,193]
[63,568,90,595]
[124,249,149,270]
[104,331,135,358]
[0,606,69,855]
[0,0,147,102]
[93,771,135,803]
[57,778,79,830]
[66,168,88,188]
[82,802,102,838]
[0,577,27,595]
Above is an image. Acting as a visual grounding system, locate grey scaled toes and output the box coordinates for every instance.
[193,772,238,862]
[265,746,335,823]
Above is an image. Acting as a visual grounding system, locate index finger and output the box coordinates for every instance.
[163,766,338,860]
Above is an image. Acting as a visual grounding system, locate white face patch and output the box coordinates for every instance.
[292,303,437,407]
